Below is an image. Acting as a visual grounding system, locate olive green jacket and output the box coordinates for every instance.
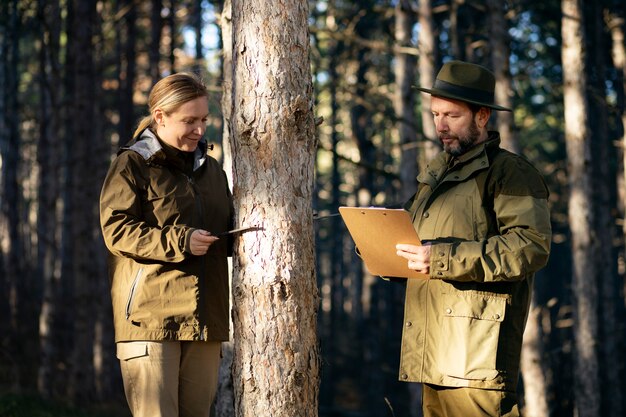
[100,129,233,342]
[399,133,551,391]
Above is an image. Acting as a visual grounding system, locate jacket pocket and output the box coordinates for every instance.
[116,341,148,361]
[125,267,144,320]
[439,292,506,381]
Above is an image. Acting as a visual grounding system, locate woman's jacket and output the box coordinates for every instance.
[100,129,233,342]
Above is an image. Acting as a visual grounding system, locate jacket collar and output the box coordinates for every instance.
[122,128,208,171]
[418,131,501,188]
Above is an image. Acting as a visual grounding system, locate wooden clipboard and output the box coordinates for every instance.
[339,207,428,279]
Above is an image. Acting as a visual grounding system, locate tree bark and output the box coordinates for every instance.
[150,0,163,84]
[230,1,320,416]
[487,0,518,154]
[418,0,439,164]
[216,1,235,415]
[68,0,99,404]
[395,0,418,203]
[561,1,601,416]
[36,0,64,400]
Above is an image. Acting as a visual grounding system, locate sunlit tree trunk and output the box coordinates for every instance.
[418,0,439,164]
[395,0,417,203]
[230,1,320,416]
[561,1,601,416]
[520,295,550,417]
[487,0,517,154]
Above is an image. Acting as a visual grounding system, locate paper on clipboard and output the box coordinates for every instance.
[339,207,428,279]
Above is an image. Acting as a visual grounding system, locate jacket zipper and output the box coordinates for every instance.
[125,267,144,320]
[187,174,207,341]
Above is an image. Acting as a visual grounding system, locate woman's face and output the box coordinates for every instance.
[154,96,209,152]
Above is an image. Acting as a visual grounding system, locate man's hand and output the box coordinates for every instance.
[189,229,219,256]
[396,243,432,275]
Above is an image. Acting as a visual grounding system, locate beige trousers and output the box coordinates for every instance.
[117,341,221,417]
[422,383,520,417]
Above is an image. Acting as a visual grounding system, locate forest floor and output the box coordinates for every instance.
[0,393,131,417]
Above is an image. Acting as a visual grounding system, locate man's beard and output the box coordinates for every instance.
[440,120,481,157]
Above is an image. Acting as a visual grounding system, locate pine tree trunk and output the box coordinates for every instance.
[230,1,320,416]
[216,1,235,415]
[417,0,439,163]
[395,0,418,202]
[68,0,99,404]
[36,0,64,399]
[487,0,518,154]
[561,1,601,416]
[588,5,623,417]
[0,0,24,393]
[150,0,163,84]
[520,296,550,417]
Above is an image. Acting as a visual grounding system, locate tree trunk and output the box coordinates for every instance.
[520,295,550,417]
[588,4,623,417]
[150,0,163,84]
[36,0,64,400]
[395,0,418,203]
[216,1,235,416]
[230,1,320,416]
[117,0,137,146]
[0,0,24,393]
[68,0,99,404]
[561,1,601,416]
[487,0,518,154]
[418,0,439,163]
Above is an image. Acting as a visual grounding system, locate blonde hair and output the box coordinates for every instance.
[133,72,209,139]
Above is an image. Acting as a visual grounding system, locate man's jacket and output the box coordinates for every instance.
[399,133,551,391]
[100,129,233,342]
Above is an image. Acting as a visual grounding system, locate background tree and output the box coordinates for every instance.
[562,1,601,416]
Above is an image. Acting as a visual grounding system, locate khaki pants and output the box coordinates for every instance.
[422,384,520,417]
[117,341,221,417]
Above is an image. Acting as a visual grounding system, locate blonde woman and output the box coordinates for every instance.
[100,72,233,417]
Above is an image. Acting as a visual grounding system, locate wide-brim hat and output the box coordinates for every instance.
[415,60,512,112]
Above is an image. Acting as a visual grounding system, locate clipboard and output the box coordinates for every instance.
[339,207,428,279]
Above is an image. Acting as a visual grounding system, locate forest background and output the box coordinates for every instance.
[1,1,625,417]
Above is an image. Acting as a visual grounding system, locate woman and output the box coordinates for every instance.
[100,72,233,417]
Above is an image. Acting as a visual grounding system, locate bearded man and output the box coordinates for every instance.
[394,60,552,417]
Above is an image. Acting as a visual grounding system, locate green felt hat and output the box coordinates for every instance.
[416,60,512,112]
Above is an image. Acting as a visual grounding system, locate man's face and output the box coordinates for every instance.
[431,96,486,157]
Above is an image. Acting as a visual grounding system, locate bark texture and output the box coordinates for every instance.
[230,1,320,416]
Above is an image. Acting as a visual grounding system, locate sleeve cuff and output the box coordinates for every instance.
[429,243,451,279]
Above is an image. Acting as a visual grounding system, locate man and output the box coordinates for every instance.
[394,60,551,417]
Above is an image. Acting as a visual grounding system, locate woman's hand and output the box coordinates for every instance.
[396,243,431,275]
[189,230,219,256]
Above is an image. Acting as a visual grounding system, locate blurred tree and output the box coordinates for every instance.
[561,1,601,416]
[67,0,103,404]
[36,0,64,400]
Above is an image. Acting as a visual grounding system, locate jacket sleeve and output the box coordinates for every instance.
[99,152,190,263]
[429,157,552,283]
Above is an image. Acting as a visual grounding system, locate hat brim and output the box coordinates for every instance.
[415,86,512,112]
